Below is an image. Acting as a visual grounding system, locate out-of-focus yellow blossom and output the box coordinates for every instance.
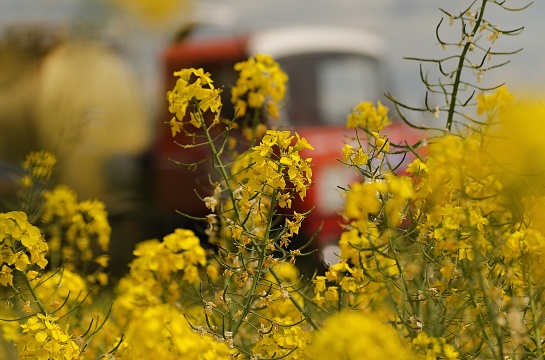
[313,275,327,293]
[384,173,414,226]
[17,314,81,360]
[242,122,268,142]
[251,316,310,360]
[488,98,545,202]
[258,263,305,318]
[131,229,206,285]
[114,229,207,316]
[41,185,78,225]
[476,85,513,118]
[407,133,498,262]
[112,0,188,25]
[412,332,459,360]
[115,304,233,360]
[41,185,110,269]
[398,88,545,357]
[33,269,90,316]
[231,54,288,119]
[22,151,57,181]
[346,101,392,132]
[0,314,21,343]
[339,227,381,264]
[94,255,109,268]
[341,144,355,162]
[273,262,299,284]
[372,131,390,153]
[309,311,414,360]
[409,134,488,208]
[74,200,110,250]
[344,181,385,221]
[166,68,222,133]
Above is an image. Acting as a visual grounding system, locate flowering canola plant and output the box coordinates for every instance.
[1,1,543,358]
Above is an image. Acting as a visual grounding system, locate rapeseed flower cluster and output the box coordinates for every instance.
[231,53,288,120]
[346,100,392,132]
[3,6,543,355]
[22,150,57,182]
[217,129,313,269]
[251,316,310,359]
[167,68,222,134]
[112,0,188,25]
[342,143,369,167]
[344,173,413,229]
[218,129,313,253]
[316,173,412,313]
[308,86,545,359]
[342,101,395,180]
[319,112,414,310]
[114,304,233,359]
[130,228,206,284]
[158,55,321,357]
[114,228,206,315]
[249,130,314,200]
[411,332,459,360]
[0,211,48,287]
[32,269,90,316]
[475,85,513,119]
[41,185,110,283]
[78,229,219,358]
[18,314,81,360]
[309,311,413,360]
[387,87,545,357]
[312,259,392,311]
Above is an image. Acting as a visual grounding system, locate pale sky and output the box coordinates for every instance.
[2,0,544,114]
[210,0,545,93]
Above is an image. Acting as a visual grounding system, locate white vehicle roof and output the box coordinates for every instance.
[246,26,389,59]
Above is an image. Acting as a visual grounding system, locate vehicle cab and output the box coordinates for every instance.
[154,25,417,264]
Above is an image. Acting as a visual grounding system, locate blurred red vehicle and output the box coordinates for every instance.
[152,25,419,265]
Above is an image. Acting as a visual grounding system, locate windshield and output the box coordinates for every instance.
[278,53,383,126]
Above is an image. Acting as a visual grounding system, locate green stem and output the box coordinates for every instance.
[198,108,244,226]
[23,270,47,315]
[475,259,504,359]
[231,189,278,336]
[446,0,488,131]
[527,272,543,359]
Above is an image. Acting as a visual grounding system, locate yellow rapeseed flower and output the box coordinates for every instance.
[22,151,57,181]
[231,54,288,119]
[476,85,513,117]
[0,212,49,274]
[309,311,414,360]
[18,314,81,359]
[346,101,392,132]
[166,68,222,134]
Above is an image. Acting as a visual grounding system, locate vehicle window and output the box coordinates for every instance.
[317,56,379,125]
[278,53,382,126]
